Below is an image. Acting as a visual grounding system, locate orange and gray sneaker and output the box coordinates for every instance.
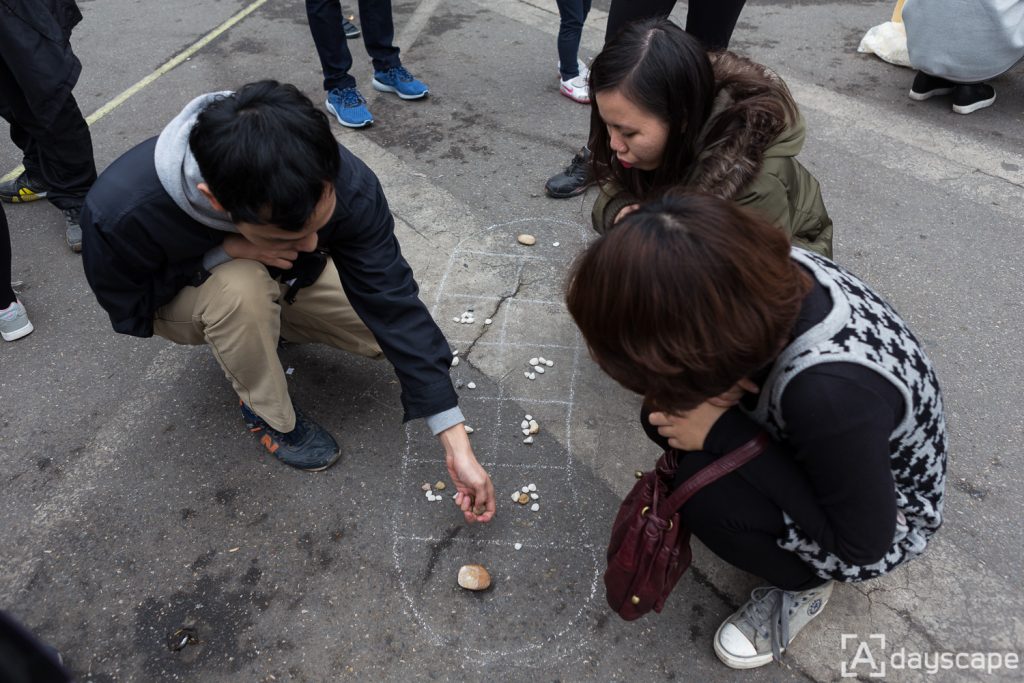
[0,171,49,203]
[240,401,342,471]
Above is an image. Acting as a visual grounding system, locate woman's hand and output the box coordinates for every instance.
[648,401,730,452]
[439,424,495,523]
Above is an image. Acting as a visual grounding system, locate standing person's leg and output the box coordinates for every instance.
[0,204,33,341]
[556,0,588,79]
[153,258,341,470]
[362,0,429,100]
[307,0,376,127]
[685,0,747,50]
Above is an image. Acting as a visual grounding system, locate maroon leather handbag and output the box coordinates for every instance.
[604,433,768,620]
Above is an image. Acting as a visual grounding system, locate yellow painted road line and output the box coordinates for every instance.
[2,0,269,183]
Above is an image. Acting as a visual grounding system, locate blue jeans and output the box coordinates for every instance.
[555,0,593,80]
[305,0,402,92]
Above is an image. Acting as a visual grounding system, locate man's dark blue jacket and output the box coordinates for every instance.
[81,138,457,422]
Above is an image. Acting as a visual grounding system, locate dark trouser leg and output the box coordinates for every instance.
[555,0,592,79]
[685,0,746,50]
[357,0,401,73]
[1,205,15,308]
[306,0,358,91]
[0,61,96,212]
[672,451,827,591]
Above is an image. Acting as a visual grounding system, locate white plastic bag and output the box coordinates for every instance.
[857,21,911,67]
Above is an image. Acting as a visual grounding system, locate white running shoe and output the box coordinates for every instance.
[560,74,590,104]
[0,298,33,341]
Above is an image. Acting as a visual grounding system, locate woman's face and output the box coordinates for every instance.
[595,88,671,171]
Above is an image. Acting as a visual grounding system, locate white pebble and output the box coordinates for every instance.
[538,357,547,364]
[426,493,436,501]
[521,486,530,493]
[451,356,460,367]
[531,503,540,512]
[546,360,554,367]
[514,542,523,550]
[484,318,492,325]
[524,415,533,421]
[530,492,539,500]
[528,373,536,380]
[535,366,545,374]
[528,483,537,492]
[524,371,531,379]
[452,317,460,323]
[452,349,459,356]
[464,425,474,433]
[467,317,475,324]
[552,241,560,247]
[467,382,476,389]
[520,420,529,429]
[522,428,530,436]
[511,491,521,502]
[523,436,534,444]
[529,357,539,366]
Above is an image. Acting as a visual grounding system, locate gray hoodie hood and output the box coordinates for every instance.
[154,91,237,233]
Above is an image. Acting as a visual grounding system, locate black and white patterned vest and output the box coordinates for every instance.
[748,249,948,583]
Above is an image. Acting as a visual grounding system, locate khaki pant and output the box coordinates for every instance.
[154,258,382,432]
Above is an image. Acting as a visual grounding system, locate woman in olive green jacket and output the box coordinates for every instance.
[589,18,833,257]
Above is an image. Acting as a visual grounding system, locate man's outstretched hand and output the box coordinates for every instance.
[439,424,495,523]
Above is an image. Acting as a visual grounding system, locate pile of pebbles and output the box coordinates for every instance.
[453,309,476,325]
[519,413,539,444]
[421,480,451,503]
[524,356,554,381]
[510,482,540,512]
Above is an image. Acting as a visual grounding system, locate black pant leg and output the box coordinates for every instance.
[1,205,15,308]
[306,0,358,91]
[685,0,747,50]
[29,92,96,211]
[357,0,401,72]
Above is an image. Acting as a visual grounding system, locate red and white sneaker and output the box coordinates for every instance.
[560,74,590,104]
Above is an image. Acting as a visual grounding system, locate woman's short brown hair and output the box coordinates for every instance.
[566,194,811,412]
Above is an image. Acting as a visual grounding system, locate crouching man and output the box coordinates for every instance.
[81,80,494,522]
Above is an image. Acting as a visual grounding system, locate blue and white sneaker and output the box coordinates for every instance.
[325,87,374,128]
[372,66,429,100]
[0,299,33,341]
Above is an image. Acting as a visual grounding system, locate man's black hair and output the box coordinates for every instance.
[189,80,340,231]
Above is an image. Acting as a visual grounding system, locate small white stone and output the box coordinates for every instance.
[466,317,475,324]
[545,359,554,367]
[524,415,533,421]
[531,503,540,512]
[524,371,531,379]
[552,241,560,247]
[514,542,523,550]
[467,382,476,389]
[538,357,547,364]
[522,428,530,436]
[520,420,529,429]
[451,356,460,367]
[435,495,443,502]
[529,357,539,366]
[452,317,460,323]
[521,486,530,493]
[464,425,474,433]
[511,491,521,502]
[535,366,545,374]
[530,492,539,500]
[523,436,534,444]
[528,373,536,380]
[528,483,537,492]
[452,349,459,356]
[528,420,540,435]
[517,233,536,246]
[484,318,493,325]
[426,493,436,501]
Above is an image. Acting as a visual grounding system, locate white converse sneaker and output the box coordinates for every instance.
[714,581,833,669]
[560,74,590,104]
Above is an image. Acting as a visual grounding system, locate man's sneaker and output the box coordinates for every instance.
[372,66,429,100]
[0,299,34,341]
[908,71,954,101]
[240,402,342,471]
[714,581,833,669]
[326,87,374,128]
[544,146,591,198]
[63,207,82,253]
[342,14,360,39]
[560,74,590,103]
[0,171,49,204]
[952,83,996,115]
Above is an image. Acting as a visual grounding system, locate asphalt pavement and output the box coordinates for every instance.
[1,0,1022,681]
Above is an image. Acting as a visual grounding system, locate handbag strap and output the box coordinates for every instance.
[660,432,769,515]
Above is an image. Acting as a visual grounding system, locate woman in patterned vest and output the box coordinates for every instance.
[567,193,947,670]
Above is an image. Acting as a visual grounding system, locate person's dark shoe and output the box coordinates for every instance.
[0,171,49,203]
[240,402,342,471]
[342,14,360,39]
[908,71,954,101]
[952,83,996,115]
[62,207,82,253]
[544,146,591,198]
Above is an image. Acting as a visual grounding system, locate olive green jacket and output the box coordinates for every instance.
[592,56,834,258]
